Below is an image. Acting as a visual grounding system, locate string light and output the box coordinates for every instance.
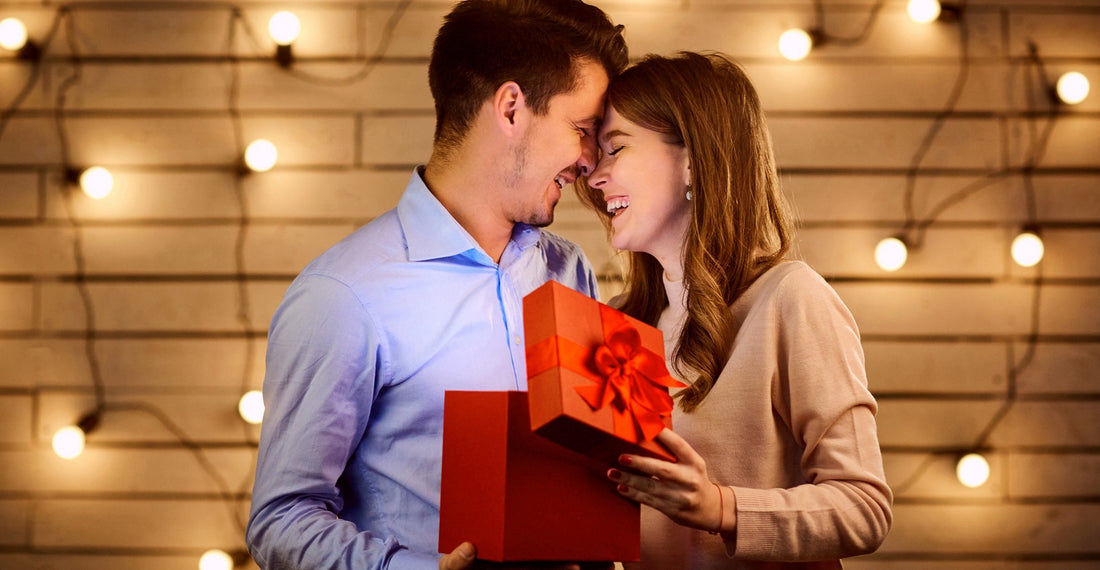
[268,11,300,68]
[243,139,278,172]
[52,426,86,459]
[198,549,234,570]
[238,390,265,425]
[0,16,27,50]
[0,16,40,60]
[1055,71,1090,105]
[76,166,114,199]
[0,3,407,566]
[956,453,991,488]
[1011,229,1044,267]
[874,236,909,272]
[51,411,100,460]
[2,0,1084,563]
[907,0,941,24]
[778,28,815,61]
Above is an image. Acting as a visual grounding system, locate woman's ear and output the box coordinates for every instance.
[493,81,526,135]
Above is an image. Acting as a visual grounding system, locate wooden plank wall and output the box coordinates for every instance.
[0,1,1097,568]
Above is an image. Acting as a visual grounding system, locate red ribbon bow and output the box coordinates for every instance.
[574,306,684,444]
[527,304,684,445]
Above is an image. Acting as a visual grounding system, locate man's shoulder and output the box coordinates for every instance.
[301,209,405,282]
[535,228,587,258]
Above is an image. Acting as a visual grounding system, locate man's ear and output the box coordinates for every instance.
[493,81,526,135]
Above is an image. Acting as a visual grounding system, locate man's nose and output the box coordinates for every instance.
[576,133,598,176]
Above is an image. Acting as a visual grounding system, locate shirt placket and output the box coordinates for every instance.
[497,266,526,390]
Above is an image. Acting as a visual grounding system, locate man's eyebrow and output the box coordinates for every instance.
[575,116,600,129]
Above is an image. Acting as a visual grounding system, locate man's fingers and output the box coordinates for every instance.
[439,542,476,570]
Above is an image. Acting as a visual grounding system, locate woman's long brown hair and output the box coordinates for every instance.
[579,52,794,411]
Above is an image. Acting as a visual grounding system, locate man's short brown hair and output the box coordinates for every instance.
[428,0,627,151]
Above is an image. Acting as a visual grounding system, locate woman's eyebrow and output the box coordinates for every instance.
[599,128,629,145]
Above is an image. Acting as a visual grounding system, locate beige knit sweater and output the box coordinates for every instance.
[627,261,892,570]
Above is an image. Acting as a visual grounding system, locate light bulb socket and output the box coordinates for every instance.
[938,3,963,23]
[230,550,252,566]
[76,410,101,435]
[1047,84,1064,107]
[1020,223,1041,235]
[808,29,826,49]
[63,167,81,186]
[236,158,253,178]
[17,39,41,62]
[275,44,293,68]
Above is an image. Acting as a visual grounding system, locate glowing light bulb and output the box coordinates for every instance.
[198,549,234,570]
[778,29,813,62]
[244,139,278,172]
[874,237,908,272]
[956,453,990,488]
[79,166,114,199]
[1011,231,1044,267]
[907,0,941,24]
[1055,71,1089,105]
[268,11,301,46]
[238,390,265,425]
[52,426,86,459]
[0,17,28,51]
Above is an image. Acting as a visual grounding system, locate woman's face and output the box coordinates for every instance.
[588,105,692,267]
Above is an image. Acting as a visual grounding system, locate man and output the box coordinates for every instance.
[245,1,628,568]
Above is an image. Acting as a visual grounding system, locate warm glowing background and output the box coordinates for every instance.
[0,1,1097,569]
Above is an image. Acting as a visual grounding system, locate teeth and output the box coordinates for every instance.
[554,176,566,189]
[605,197,630,214]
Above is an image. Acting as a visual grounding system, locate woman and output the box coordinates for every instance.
[579,52,892,568]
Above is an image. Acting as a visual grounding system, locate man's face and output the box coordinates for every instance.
[505,59,609,227]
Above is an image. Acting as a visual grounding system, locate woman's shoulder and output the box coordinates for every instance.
[752,259,827,294]
[740,260,847,316]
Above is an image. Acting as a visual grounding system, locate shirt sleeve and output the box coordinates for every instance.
[246,274,429,570]
[729,268,893,561]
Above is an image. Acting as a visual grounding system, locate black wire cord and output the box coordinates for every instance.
[3,0,1074,539]
[812,0,887,47]
[0,0,412,557]
[888,35,1059,497]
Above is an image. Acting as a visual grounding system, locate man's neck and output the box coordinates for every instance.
[423,151,514,264]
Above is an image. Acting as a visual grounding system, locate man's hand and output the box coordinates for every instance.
[439,543,613,570]
[439,542,477,570]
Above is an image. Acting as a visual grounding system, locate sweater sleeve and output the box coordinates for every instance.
[729,266,893,561]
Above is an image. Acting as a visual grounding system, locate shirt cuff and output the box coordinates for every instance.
[387,547,442,570]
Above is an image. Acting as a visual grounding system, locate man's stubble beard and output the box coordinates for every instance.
[508,135,556,228]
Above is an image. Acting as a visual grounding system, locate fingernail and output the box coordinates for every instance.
[617,483,629,493]
[619,454,632,465]
[608,468,622,480]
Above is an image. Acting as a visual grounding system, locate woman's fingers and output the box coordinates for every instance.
[607,431,721,530]
[655,428,706,467]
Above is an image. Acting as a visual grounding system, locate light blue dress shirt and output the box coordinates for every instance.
[247,168,599,569]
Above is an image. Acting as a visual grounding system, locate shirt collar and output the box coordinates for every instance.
[397,167,541,264]
[398,168,480,262]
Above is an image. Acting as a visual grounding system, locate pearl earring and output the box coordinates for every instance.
[686,190,693,201]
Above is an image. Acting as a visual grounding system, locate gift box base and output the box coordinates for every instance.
[439,390,640,562]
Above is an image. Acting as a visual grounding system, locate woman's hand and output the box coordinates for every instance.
[607,428,733,534]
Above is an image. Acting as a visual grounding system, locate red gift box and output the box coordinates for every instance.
[438,390,640,562]
[524,280,684,464]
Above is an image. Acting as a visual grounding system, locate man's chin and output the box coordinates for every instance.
[525,213,554,228]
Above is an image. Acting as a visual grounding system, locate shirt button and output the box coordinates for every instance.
[513,334,522,346]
